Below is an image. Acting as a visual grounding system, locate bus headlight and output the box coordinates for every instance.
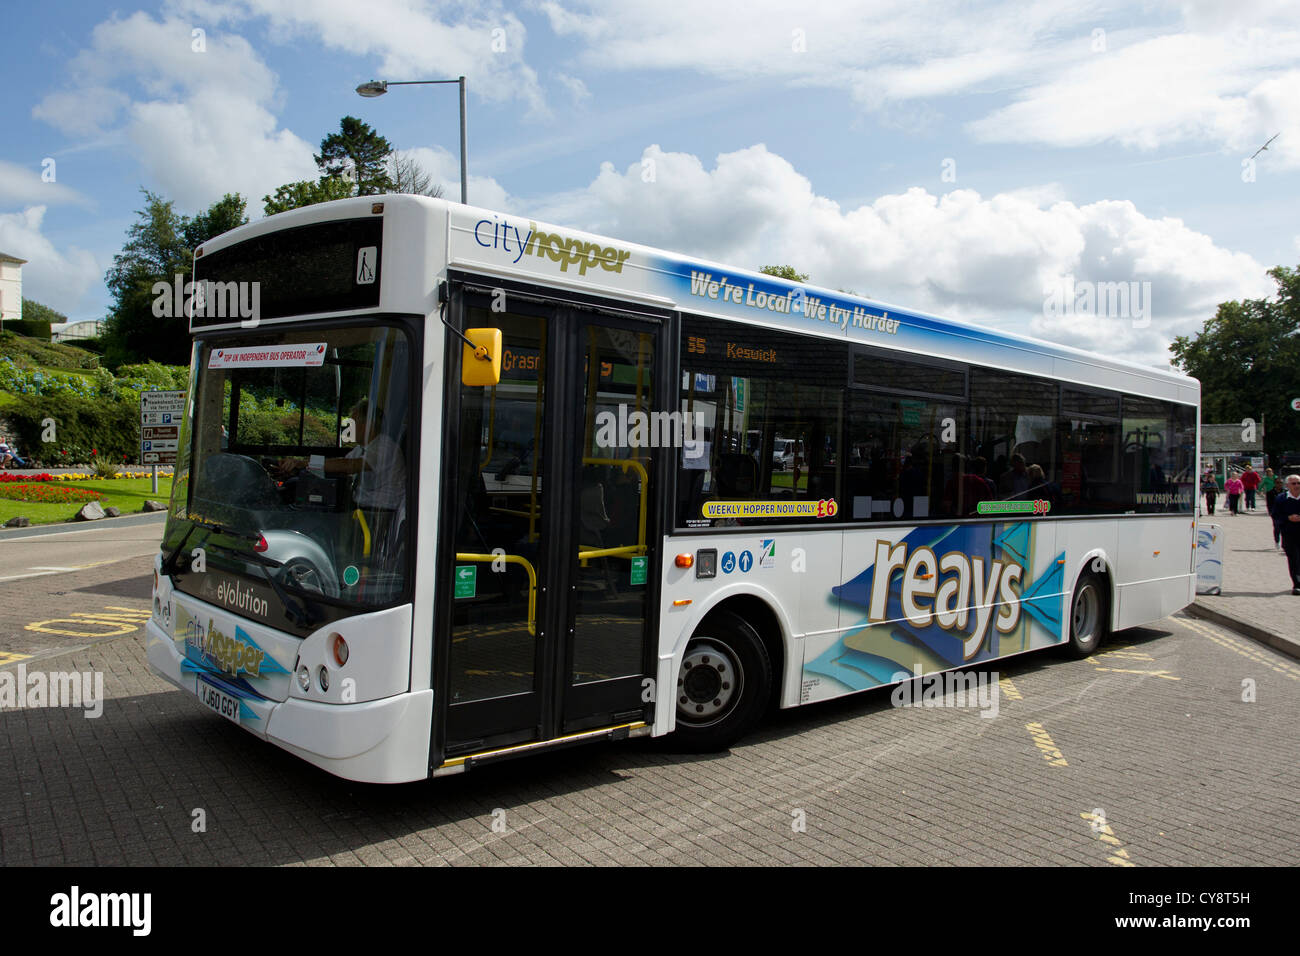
[318,666,330,692]
[297,666,311,692]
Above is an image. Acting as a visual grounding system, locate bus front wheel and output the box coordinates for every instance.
[673,611,772,752]
[1068,572,1109,658]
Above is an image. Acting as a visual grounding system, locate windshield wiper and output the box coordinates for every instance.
[161,523,198,578]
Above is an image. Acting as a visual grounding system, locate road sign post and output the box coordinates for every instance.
[140,391,185,493]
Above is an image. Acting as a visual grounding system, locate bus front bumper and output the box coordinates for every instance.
[146,620,433,783]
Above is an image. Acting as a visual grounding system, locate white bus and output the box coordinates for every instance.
[146,195,1199,783]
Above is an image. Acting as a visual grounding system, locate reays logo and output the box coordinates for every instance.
[867,541,1023,660]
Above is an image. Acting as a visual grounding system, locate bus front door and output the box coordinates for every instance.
[438,296,663,761]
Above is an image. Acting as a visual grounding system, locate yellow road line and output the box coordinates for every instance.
[1025,721,1068,767]
[0,651,32,666]
[998,676,1023,700]
[23,605,152,639]
[1179,616,1300,680]
[1080,810,1136,867]
[1093,667,1180,680]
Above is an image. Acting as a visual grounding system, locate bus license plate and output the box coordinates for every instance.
[198,676,241,724]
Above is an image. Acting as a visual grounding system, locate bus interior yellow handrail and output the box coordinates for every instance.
[582,456,649,553]
[454,552,538,636]
[353,509,371,557]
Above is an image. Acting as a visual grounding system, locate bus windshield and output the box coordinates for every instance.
[167,321,413,613]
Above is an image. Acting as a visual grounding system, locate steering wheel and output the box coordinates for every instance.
[197,453,280,508]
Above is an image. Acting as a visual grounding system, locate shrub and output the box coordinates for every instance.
[91,455,121,478]
[4,391,140,465]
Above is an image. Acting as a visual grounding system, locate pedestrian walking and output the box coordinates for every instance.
[1272,474,1300,594]
[1201,469,1218,515]
[1241,464,1260,511]
[1263,468,1281,548]
[1226,473,1243,516]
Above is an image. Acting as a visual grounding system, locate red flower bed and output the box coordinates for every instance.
[0,483,104,504]
[0,473,56,482]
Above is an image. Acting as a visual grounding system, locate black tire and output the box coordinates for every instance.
[672,610,772,752]
[1067,571,1109,658]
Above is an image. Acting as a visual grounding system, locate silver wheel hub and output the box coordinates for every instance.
[677,640,741,725]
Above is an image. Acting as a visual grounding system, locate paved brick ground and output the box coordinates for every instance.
[2,555,1297,867]
[1193,507,1300,658]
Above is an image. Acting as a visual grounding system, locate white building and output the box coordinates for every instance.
[0,252,26,326]
[51,319,105,341]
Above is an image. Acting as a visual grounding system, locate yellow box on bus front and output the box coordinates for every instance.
[462,328,503,386]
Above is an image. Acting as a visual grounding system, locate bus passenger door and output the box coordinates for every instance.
[437,292,662,760]
[560,314,662,735]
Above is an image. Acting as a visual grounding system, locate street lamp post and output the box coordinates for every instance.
[356,77,468,205]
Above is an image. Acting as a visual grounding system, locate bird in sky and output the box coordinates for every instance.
[1249,133,1280,161]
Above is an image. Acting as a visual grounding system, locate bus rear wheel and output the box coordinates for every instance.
[673,611,772,752]
[1068,572,1109,658]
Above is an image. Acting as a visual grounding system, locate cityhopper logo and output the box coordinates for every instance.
[473,214,632,276]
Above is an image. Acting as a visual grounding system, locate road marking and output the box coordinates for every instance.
[1093,666,1180,680]
[998,676,1023,700]
[0,519,165,541]
[0,560,120,584]
[1179,616,1300,680]
[0,651,32,666]
[1080,810,1135,867]
[1025,721,1068,767]
[24,605,151,639]
[0,570,65,584]
[1095,645,1156,663]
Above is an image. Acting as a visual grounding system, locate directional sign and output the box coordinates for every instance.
[140,390,186,465]
[454,565,477,599]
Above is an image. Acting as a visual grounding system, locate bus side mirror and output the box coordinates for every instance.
[461,328,502,387]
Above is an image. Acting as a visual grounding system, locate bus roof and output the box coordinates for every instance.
[198,194,1199,405]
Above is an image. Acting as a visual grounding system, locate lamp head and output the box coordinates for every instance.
[356,81,388,98]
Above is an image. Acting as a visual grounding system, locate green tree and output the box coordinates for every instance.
[315,116,394,195]
[103,190,248,367]
[1170,265,1300,463]
[759,265,809,283]
[263,175,354,216]
[21,299,68,325]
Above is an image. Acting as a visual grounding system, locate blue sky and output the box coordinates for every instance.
[3,0,1297,366]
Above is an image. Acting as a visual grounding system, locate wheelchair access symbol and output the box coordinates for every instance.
[721,551,737,574]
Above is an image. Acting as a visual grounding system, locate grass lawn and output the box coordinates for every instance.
[0,477,173,526]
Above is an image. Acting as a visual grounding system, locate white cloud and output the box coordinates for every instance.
[171,0,548,115]
[0,161,88,208]
[0,207,101,316]
[396,146,513,211]
[554,72,591,106]
[968,34,1300,167]
[535,0,1300,164]
[35,12,318,211]
[523,144,1273,365]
